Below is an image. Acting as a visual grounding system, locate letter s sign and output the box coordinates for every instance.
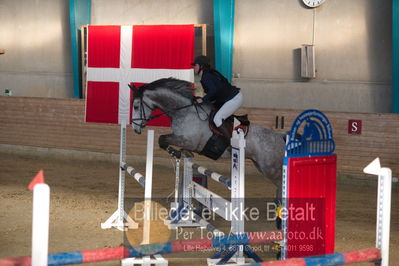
[348,120,362,135]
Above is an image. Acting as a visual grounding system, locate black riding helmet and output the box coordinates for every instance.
[191,55,210,68]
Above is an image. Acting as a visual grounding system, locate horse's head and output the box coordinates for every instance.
[129,78,195,134]
[129,83,156,134]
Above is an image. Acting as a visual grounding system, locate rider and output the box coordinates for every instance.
[192,55,243,139]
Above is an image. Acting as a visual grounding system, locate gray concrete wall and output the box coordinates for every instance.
[0,0,393,113]
[91,0,213,25]
[0,0,212,98]
[0,0,73,98]
[233,0,392,113]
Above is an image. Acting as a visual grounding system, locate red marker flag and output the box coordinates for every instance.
[28,170,45,191]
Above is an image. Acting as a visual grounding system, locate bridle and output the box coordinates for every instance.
[132,94,207,129]
[130,84,209,129]
[131,95,153,128]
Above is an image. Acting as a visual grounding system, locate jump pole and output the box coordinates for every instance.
[0,231,283,266]
[243,248,381,266]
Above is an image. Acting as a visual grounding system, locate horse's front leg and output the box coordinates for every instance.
[159,134,193,158]
[159,134,190,149]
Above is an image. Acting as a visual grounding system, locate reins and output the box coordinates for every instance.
[193,103,209,121]
[132,96,209,127]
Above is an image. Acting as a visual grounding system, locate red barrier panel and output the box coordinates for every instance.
[286,155,337,258]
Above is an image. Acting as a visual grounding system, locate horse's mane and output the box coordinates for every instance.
[140,78,193,99]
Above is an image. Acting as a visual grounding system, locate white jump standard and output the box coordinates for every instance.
[99,129,167,266]
[101,122,138,231]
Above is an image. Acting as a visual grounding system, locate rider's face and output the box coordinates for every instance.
[194,63,201,75]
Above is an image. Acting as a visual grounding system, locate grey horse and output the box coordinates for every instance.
[130,78,285,195]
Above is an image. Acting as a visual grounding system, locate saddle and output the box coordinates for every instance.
[209,110,250,137]
[200,111,250,160]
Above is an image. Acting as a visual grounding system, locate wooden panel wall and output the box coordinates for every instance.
[240,108,399,176]
[0,96,170,159]
[1,96,398,177]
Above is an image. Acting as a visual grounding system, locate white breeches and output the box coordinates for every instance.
[213,91,243,127]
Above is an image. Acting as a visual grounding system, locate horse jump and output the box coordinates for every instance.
[165,129,263,265]
[130,78,286,198]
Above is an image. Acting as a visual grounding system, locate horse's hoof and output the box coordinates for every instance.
[166,146,181,159]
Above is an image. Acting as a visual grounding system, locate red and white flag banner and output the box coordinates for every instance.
[85,25,195,126]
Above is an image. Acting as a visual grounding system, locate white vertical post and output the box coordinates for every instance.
[101,122,138,231]
[364,158,392,266]
[376,167,392,266]
[117,121,127,231]
[142,130,154,245]
[174,159,181,207]
[144,130,154,200]
[184,157,194,214]
[281,136,289,260]
[230,129,246,264]
[32,184,50,266]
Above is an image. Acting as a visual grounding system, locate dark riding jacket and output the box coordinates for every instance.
[200,70,240,108]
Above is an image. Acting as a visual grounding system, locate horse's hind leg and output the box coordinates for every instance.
[250,158,283,227]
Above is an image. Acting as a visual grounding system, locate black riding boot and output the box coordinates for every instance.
[217,122,232,140]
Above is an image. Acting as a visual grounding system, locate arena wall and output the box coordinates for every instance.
[234,0,392,113]
[1,96,398,178]
[0,0,393,114]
